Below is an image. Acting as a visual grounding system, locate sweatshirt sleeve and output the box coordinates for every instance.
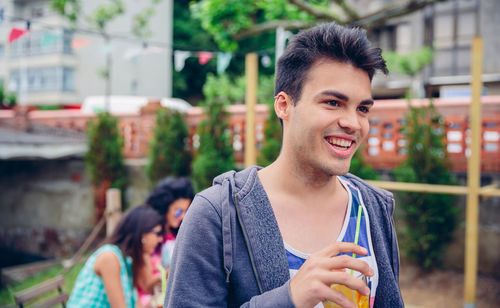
[164,194,228,307]
[164,193,296,308]
[241,281,296,308]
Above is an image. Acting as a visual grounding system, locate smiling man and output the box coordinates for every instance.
[165,22,404,308]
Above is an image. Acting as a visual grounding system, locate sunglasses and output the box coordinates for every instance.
[149,229,163,237]
[174,209,187,218]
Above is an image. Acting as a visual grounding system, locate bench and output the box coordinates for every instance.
[13,275,68,308]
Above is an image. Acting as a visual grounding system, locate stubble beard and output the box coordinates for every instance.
[293,143,353,187]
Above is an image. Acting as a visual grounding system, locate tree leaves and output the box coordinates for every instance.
[146,109,192,184]
[393,103,459,270]
[84,113,126,189]
[191,0,446,51]
[384,47,434,77]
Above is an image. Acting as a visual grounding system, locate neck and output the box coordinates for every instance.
[259,153,342,196]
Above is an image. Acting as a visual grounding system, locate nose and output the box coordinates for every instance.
[338,109,361,133]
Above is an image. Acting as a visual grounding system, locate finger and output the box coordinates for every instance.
[318,242,368,258]
[327,255,374,277]
[321,271,371,298]
[318,284,356,308]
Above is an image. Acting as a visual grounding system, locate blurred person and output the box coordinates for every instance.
[67,205,163,308]
[138,177,194,306]
[145,177,194,268]
[165,22,404,308]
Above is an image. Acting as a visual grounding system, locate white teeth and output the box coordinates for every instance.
[327,137,352,148]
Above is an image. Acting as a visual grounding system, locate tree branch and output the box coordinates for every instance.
[232,0,448,41]
[333,0,359,21]
[233,19,320,40]
[349,0,447,28]
[288,0,341,21]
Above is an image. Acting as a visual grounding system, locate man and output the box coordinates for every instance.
[165,22,404,308]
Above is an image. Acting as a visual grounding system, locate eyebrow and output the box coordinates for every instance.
[317,90,374,106]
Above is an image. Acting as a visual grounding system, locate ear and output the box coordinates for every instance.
[274,91,293,122]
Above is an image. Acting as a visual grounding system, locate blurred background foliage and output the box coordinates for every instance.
[146,108,192,185]
[393,103,459,270]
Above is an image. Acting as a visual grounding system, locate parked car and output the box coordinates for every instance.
[81,96,192,114]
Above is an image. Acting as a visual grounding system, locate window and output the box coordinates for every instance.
[429,0,478,77]
[370,25,396,51]
[9,67,74,93]
[31,6,44,18]
[370,22,412,53]
[9,30,73,57]
[395,23,412,54]
[63,67,74,91]
[62,30,74,54]
[130,80,138,95]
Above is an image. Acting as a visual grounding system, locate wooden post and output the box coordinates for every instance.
[464,36,483,308]
[245,53,258,168]
[106,188,122,236]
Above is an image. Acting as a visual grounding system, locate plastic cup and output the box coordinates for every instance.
[323,274,369,308]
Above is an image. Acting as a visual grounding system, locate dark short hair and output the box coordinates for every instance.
[275,22,388,103]
[106,204,163,286]
[146,177,194,216]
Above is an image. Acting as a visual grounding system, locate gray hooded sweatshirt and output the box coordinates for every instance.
[165,166,404,307]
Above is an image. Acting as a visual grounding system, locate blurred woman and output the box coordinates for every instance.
[132,177,194,306]
[145,177,194,268]
[68,205,164,308]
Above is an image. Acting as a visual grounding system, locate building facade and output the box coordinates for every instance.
[0,0,172,106]
[351,0,500,99]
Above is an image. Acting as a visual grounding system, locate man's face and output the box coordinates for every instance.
[280,59,372,177]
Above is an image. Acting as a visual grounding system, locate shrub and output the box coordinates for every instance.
[256,75,280,166]
[146,108,191,184]
[191,74,235,191]
[349,148,379,180]
[85,113,126,218]
[0,84,17,108]
[393,102,459,269]
[257,107,281,166]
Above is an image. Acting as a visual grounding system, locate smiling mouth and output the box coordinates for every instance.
[325,136,354,149]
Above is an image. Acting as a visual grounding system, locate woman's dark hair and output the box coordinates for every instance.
[146,177,194,216]
[105,204,163,286]
[275,22,388,104]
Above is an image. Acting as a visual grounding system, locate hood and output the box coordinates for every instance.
[212,166,262,197]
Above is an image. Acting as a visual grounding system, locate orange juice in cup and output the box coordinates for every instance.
[323,284,369,308]
[323,274,369,308]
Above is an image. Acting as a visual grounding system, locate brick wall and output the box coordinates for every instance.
[1,96,499,172]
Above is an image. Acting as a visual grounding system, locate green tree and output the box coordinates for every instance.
[385,45,457,269]
[51,0,162,109]
[384,47,434,78]
[51,0,126,111]
[0,84,5,108]
[349,149,379,180]
[85,113,126,219]
[257,108,281,166]
[384,47,434,98]
[146,108,192,184]
[191,74,236,191]
[191,0,447,51]
[131,0,164,41]
[256,75,280,166]
[0,84,17,108]
[393,103,458,269]
[173,0,219,101]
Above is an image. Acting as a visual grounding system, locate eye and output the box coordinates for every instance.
[357,105,370,114]
[325,100,341,107]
